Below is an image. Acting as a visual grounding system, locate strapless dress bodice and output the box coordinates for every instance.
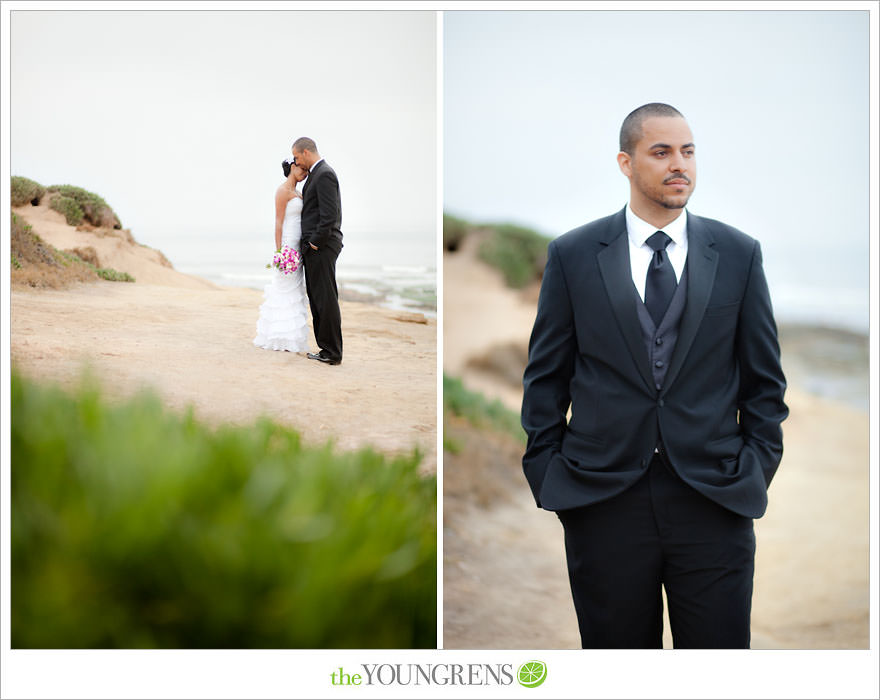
[281,195,303,245]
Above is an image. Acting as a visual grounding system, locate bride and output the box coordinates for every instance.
[253,157,310,353]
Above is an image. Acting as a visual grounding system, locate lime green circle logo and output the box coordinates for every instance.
[517,660,547,688]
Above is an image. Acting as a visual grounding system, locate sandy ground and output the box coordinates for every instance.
[443,235,869,649]
[11,205,437,472]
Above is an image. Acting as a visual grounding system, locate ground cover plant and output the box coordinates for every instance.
[11,370,436,648]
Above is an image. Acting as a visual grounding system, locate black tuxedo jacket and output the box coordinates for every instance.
[301,160,343,254]
[521,207,788,518]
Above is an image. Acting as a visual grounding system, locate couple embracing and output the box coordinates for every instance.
[253,137,343,365]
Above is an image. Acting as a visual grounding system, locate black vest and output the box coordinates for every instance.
[635,264,688,393]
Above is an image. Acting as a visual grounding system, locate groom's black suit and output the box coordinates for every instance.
[301,160,343,362]
[521,206,788,647]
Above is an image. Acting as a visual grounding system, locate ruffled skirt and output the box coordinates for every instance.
[253,264,310,352]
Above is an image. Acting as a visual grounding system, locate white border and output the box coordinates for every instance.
[435,8,445,653]
[3,2,879,699]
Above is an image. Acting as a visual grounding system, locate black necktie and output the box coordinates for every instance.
[644,231,676,327]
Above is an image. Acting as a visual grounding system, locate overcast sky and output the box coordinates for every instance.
[11,10,436,247]
[445,9,870,329]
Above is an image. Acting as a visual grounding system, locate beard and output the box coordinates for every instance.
[632,171,693,209]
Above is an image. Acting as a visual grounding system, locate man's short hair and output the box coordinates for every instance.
[619,103,685,155]
[292,137,318,153]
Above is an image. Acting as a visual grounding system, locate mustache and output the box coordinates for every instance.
[663,175,692,185]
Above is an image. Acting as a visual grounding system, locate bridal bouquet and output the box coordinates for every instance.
[267,245,301,275]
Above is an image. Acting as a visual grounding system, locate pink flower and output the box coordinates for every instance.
[269,245,301,274]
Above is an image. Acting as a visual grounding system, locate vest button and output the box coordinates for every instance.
[658,398,665,407]
[655,337,663,345]
[654,360,664,368]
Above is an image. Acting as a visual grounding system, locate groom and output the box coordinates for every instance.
[292,137,343,366]
[521,103,788,647]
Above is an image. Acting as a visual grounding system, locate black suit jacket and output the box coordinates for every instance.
[301,160,343,254]
[521,207,788,518]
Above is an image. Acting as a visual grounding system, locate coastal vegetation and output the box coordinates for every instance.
[442,213,469,252]
[11,369,437,648]
[11,178,134,285]
[443,372,526,517]
[443,212,551,289]
[49,194,85,226]
[10,212,134,287]
[443,374,525,452]
[10,176,46,207]
[12,176,122,228]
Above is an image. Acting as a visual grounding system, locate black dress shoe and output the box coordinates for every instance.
[307,352,341,365]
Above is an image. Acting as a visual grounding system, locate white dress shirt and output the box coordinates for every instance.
[625,204,689,302]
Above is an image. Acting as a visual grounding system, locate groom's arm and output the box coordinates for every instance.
[733,240,789,488]
[311,170,341,250]
[521,240,576,508]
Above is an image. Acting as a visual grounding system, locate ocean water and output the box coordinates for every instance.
[141,223,868,333]
[761,240,869,335]
[148,229,437,318]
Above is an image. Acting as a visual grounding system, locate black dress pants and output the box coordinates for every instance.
[556,454,755,648]
[303,246,343,362]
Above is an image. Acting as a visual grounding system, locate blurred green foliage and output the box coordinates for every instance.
[443,213,470,252]
[11,370,436,648]
[443,211,551,289]
[477,222,551,289]
[11,176,47,207]
[442,434,463,455]
[443,374,525,444]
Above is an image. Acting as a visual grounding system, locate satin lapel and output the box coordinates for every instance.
[661,215,718,394]
[302,161,322,198]
[596,220,654,392]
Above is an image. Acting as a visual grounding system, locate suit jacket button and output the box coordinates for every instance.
[657,398,664,407]
[654,360,664,368]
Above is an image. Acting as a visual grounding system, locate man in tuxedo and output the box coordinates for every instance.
[521,103,788,648]
[292,137,344,365]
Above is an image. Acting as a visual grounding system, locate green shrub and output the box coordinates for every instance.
[49,195,85,226]
[54,248,82,267]
[477,223,551,289]
[12,255,22,269]
[11,212,61,268]
[442,433,463,454]
[11,211,29,235]
[47,184,121,228]
[443,213,470,251]
[95,267,135,282]
[443,374,525,444]
[11,370,436,648]
[56,248,135,282]
[11,176,47,207]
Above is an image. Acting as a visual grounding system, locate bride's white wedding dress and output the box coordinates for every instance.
[253,195,310,352]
